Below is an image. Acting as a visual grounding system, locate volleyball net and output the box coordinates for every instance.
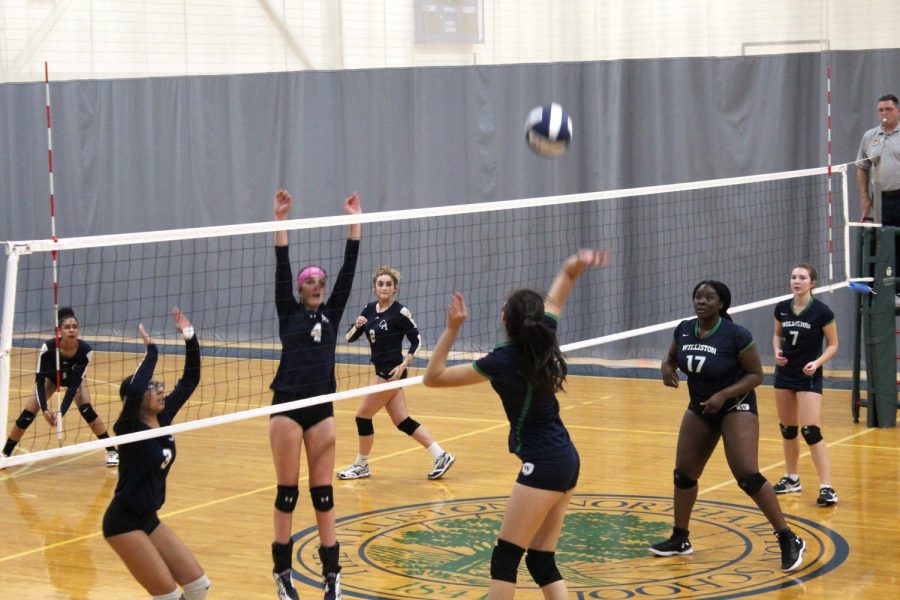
[0,164,850,468]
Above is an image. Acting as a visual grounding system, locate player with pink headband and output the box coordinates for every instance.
[268,188,361,600]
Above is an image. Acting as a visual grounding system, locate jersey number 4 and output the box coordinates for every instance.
[685,355,706,373]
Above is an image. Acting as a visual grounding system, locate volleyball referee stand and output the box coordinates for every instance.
[851,224,899,426]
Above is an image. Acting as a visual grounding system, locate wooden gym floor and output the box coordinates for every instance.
[1,358,898,599]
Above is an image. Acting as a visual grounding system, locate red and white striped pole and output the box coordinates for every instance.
[45,61,64,446]
[826,64,834,286]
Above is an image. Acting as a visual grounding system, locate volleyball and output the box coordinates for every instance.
[525,103,573,157]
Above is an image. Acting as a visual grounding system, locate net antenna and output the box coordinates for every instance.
[44,61,65,446]
[0,165,851,468]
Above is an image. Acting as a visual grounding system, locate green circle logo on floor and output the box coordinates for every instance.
[292,494,847,599]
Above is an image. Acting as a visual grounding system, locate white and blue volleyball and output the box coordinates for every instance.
[525,103,573,157]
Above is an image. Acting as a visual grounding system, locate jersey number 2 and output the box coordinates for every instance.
[160,448,173,470]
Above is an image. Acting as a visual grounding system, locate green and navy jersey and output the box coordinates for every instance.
[774,298,834,380]
[113,336,200,514]
[270,239,359,399]
[674,317,756,404]
[34,338,92,414]
[346,300,421,373]
[473,313,573,461]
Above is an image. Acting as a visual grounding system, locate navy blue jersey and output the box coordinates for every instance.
[345,300,421,374]
[473,313,573,461]
[34,338,92,414]
[112,335,201,515]
[674,318,756,404]
[774,298,835,380]
[270,239,360,399]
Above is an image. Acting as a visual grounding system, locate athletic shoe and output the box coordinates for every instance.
[105,449,119,467]
[323,572,342,600]
[649,534,693,556]
[0,451,7,469]
[337,462,370,480]
[273,569,299,600]
[427,452,456,480]
[777,530,806,572]
[773,475,801,494]
[817,486,838,506]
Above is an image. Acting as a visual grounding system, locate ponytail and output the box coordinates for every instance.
[504,289,567,394]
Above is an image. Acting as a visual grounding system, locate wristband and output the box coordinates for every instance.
[182,326,195,340]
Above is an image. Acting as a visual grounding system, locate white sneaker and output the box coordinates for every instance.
[337,462,371,480]
[427,452,456,480]
[273,569,299,600]
[106,449,119,467]
[0,451,8,470]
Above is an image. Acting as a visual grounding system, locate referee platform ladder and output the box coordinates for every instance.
[851,226,899,426]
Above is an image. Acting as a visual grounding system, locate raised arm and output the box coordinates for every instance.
[164,307,201,417]
[274,189,292,247]
[545,249,609,318]
[423,292,486,388]
[344,191,361,241]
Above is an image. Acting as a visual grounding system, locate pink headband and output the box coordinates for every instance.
[297,266,327,289]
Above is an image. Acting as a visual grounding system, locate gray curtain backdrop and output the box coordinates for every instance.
[3,49,900,370]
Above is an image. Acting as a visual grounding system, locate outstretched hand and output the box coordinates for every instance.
[344,191,361,215]
[138,323,153,346]
[172,307,192,332]
[446,292,468,330]
[274,189,293,220]
[570,249,610,273]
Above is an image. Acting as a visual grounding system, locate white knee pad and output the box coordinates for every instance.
[152,590,180,600]
[181,574,211,600]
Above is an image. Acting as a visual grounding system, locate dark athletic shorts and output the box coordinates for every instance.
[102,499,161,538]
[516,445,580,492]
[271,391,334,430]
[688,393,759,425]
[774,371,823,394]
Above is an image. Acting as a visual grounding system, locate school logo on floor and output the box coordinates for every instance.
[291,494,847,599]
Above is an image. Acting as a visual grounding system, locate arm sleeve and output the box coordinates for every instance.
[345,307,366,342]
[324,239,360,324]
[59,348,92,417]
[399,307,421,357]
[274,245,295,324]
[164,334,201,417]
[473,352,499,380]
[34,343,52,412]
[120,344,160,421]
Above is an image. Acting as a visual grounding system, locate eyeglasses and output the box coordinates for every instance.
[147,381,165,392]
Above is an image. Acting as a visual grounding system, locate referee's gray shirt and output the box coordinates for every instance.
[856,124,900,192]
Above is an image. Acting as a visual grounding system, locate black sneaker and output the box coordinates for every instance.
[817,486,838,506]
[777,530,806,572]
[649,534,693,556]
[773,475,801,494]
[323,571,342,600]
[273,569,299,600]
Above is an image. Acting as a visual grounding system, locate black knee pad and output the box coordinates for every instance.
[310,485,334,512]
[673,468,697,490]
[78,403,99,424]
[779,423,799,440]
[396,417,420,436]
[355,417,374,436]
[801,425,823,445]
[490,538,525,583]
[318,541,341,575]
[525,549,562,587]
[14,410,36,430]
[274,485,299,513]
[737,472,767,496]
